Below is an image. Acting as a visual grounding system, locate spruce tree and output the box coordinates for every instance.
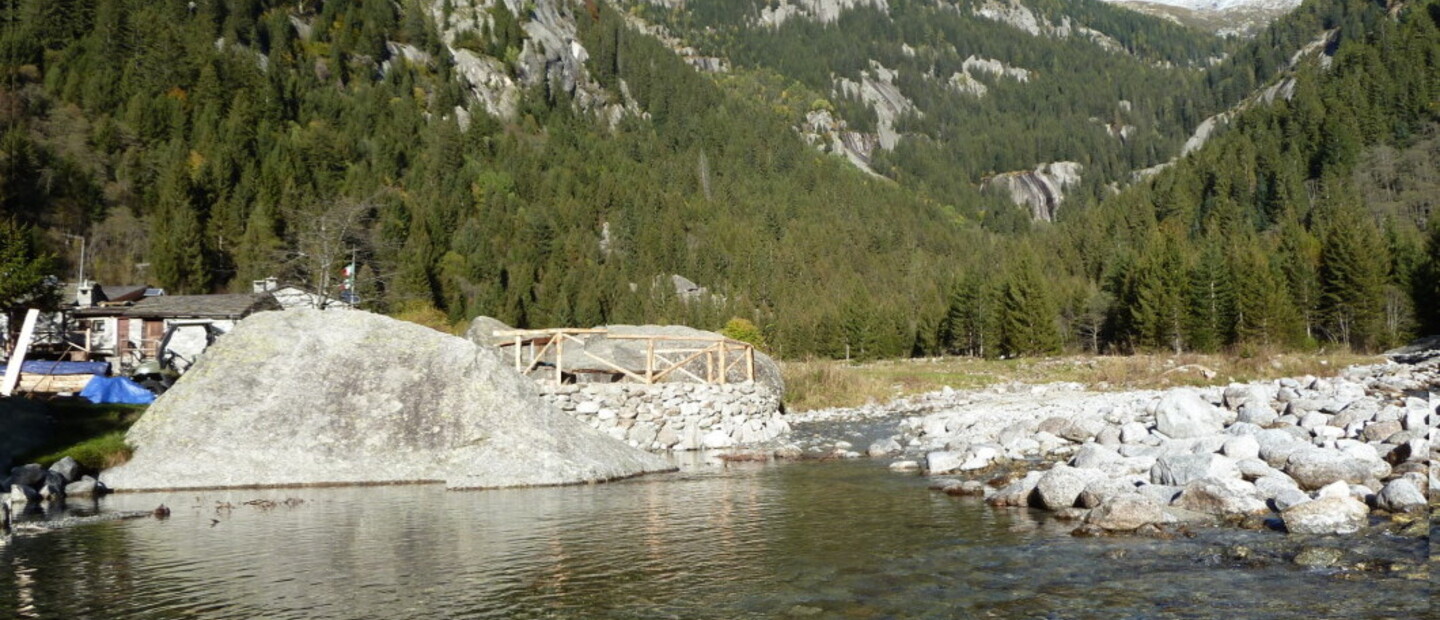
[1417,213,1440,335]
[148,155,209,293]
[997,247,1061,357]
[1316,182,1389,350]
[1130,226,1189,353]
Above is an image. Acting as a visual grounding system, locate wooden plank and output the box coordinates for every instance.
[555,333,564,383]
[523,339,555,375]
[746,346,755,383]
[652,353,705,383]
[2,309,39,397]
[652,345,717,383]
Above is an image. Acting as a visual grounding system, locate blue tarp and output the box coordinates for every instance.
[79,375,156,405]
[0,360,110,376]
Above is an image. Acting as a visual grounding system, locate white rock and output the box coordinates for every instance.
[1221,435,1260,461]
[1154,389,1225,439]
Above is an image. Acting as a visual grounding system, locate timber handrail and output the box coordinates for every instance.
[494,328,756,385]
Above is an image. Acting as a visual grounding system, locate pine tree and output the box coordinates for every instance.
[1316,182,1389,350]
[1416,213,1440,335]
[1186,239,1233,351]
[997,247,1061,357]
[148,155,209,293]
[1130,226,1189,353]
[1230,237,1299,347]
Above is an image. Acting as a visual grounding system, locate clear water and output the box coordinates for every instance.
[2,457,1430,619]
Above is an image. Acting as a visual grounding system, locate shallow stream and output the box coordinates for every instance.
[2,455,1430,618]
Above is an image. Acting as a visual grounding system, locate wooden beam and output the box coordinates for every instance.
[652,345,717,383]
[493,328,608,338]
[653,353,705,383]
[2,309,40,397]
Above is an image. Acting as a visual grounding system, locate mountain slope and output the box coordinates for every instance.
[1,0,1434,359]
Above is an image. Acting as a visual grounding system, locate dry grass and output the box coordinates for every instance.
[781,351,1382,412]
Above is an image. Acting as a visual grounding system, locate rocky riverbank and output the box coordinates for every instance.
[794,355,1436,537]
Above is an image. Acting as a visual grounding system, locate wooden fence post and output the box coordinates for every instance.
[555,335,564,384]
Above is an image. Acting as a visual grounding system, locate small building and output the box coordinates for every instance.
[117,293,281,373]
[252,277,355,310]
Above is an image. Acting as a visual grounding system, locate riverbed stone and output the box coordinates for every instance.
[1283,449,1376,490]
[1120,422,1149,444]
[1154,390,1225,439]
[1070,443,1121,469]
[1150,454,1237,486]
[1362,420,1403,443]
[1084,494,1166,531]
[103,309,672,491]
[48,457,82,484]
[1375,478,1426,512]
[64,476,103,498]
[1036,466,1106,510]
[1078,477,1140,508]
[9,464,45,489]
[1281,495,1369,535]
[1173,477,1268,516]
[868,438,902,457]
[1221,435,1260,461]
[987,471,1043,507]
[924,451,964,474]
[959,445,1001,471]
[1255,430,1306,467]
[1293,547,1345,567]
[1236,403,1277,427]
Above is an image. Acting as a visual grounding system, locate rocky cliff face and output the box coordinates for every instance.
[835,61,917,151]
[424,0,627,122]
[982,162,1084,222]
[104,309,673,491]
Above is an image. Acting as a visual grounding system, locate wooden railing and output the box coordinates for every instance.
[493,328,756,385]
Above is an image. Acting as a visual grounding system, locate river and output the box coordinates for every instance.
[1,455,1431,619]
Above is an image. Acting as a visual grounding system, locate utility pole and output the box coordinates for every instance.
[62,233,86,283]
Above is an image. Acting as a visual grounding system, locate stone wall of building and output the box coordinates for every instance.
[539,382,788,451]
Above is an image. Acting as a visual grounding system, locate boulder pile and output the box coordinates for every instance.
[886,358,1436,535]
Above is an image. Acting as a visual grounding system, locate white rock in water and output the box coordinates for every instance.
[889,460,920,471]
[1282,496,1369,535]
[1036,465,1105,511]
[1173,477,1269,516]
[960,446,1000,471]
[1375,478,1426,512]
[925,450,965,474]
[701,430,735,449]
[1084,494,1166,531]
[103,309,672,491]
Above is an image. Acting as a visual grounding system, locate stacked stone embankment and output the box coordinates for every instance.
[540,382,788,451]
[850,357,1436,536]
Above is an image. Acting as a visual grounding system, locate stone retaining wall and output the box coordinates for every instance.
[539,382,788,451]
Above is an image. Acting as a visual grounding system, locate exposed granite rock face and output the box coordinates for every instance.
[104,309,672,491]
[425,0,625,122]
[835,61,917,151]
[981,162,1083,221]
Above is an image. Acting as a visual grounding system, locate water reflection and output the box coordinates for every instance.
[1,458,1430,618]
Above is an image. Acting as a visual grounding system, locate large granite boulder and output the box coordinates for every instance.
[104,309,673,491]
